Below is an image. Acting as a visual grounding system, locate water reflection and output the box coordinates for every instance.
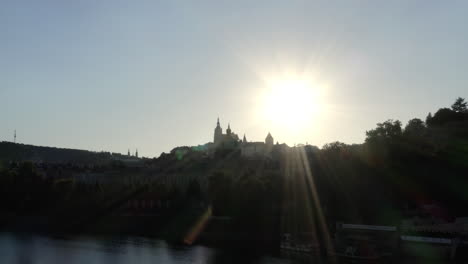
[0,233,300,264]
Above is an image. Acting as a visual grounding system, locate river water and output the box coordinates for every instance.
[0,232,307,264]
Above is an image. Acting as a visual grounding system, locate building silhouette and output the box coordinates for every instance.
[213,118,275,158]
[213,118,239,149]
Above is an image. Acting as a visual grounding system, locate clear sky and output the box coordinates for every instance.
[1,1,467,157]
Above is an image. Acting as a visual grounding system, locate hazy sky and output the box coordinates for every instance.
[1,1,467,157]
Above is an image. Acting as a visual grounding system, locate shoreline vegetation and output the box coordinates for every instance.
[1,97,468,259]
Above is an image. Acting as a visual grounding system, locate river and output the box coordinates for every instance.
[0,232,308,264]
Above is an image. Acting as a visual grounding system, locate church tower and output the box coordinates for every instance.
[265,132,274,146]
[226,123,232,135]
[214,118,223,144]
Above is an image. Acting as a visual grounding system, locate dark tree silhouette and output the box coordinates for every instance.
[404,118,426,137]
[322,141,347,151]
[425,112,433,126]
[451,97,467,113]
[365,119,402,142]
[430,108,459,126]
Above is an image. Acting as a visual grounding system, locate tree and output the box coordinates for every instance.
[425,112,433,126]
[430,108,459,126]
[322,141,347,151]
[451,97,467,113]
[404,118,426,137]
[365,119,402,143]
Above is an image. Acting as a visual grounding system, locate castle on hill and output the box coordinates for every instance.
[213,118,275,158]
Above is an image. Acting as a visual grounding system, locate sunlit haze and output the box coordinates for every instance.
[258,74,327,143]
[1,1,468,157]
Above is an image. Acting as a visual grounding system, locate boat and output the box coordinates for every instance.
[280,233,319,254]
[331,244,388,263]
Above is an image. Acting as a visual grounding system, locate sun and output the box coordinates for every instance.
[260,76,325,135]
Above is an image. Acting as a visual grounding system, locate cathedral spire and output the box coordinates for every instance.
[214,117,223,144]
[243,134,247,143]
[226,123,232,135]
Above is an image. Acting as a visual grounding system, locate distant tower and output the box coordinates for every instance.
[128,149,131,156]
[14,130,16,143]
[135,149,139,158]
[214,118,223,144]
[226,123,232,135]
[265,132,274,146]
[243,134,247,143]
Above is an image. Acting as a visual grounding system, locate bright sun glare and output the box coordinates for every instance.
[261,77,325,134]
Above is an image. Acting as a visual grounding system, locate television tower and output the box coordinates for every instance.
[14,130,16,143]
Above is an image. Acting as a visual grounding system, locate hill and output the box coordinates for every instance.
[0,141,120,164]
